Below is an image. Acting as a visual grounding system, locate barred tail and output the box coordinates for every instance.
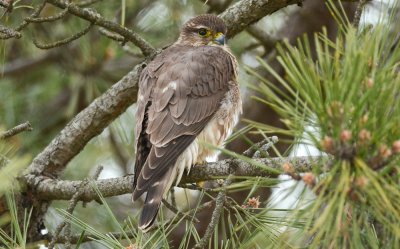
[137,168,173,231]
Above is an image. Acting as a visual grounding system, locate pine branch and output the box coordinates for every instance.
[29,156,329,202]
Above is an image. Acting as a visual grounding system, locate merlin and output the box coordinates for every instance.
[133,14,241,231]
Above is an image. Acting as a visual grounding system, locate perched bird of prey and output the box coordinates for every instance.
[133,14,242,231]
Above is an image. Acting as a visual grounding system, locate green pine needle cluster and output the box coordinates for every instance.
[247,3,400,248]
[59,182,289,249]
[0,142,31,248]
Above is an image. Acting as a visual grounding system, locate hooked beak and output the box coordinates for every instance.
[213,32,225,45]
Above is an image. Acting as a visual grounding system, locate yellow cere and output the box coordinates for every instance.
[214,32,223,39]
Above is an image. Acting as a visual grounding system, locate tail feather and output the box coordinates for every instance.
[137,168,173,231]
[139,198,160,231]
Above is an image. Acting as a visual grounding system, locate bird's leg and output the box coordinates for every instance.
[170,187,176,207]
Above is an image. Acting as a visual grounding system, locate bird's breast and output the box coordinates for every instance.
[196,83,242,161]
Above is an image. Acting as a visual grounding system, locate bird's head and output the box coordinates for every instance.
[177,14,227,47]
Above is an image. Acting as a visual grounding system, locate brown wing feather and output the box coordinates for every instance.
[133,70,155,189]
[133,45,236,200]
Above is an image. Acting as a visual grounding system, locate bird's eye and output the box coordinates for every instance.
[198,28,207,36]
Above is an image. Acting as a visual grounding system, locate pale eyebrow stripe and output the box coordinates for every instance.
[193,25,209,30]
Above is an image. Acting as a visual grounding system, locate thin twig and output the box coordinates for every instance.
[0,121,33,139]
[253,136,279,158]
[242,136,278,158]
[15,1,47,31]
[0,24,21,39]
[25,8,69,23]
[194,176,232,249]
[33,22,94,49]
[45,0,156,56]
[77,0,103,7]
[48,166,104,248]
[98,27,125,43]
[47,187,85,248]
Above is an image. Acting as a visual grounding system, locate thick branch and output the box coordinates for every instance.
[220,0,303,38]
[25,63,143,179]
[220,0,361,38]
[31,156,328,201]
